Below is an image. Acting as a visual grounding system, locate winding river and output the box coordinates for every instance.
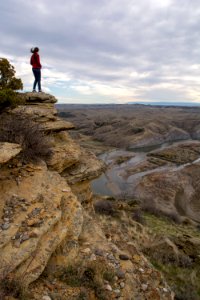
[91,140,200,197]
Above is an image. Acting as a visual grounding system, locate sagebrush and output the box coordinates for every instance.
[0,114,52,162]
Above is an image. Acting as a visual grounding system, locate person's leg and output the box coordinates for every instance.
[33,69,41,91]
[38,69,42,92]
[32,69,37,91]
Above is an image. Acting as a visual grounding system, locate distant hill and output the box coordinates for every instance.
[128,101,200,107]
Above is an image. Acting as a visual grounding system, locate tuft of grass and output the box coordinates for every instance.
[59,265,81,287]
[151,262,200,300]
[59,260,114,300]
[131,208,145,224]
[94,200,116,216]
[0,276,30,299]
[142,203,181,224]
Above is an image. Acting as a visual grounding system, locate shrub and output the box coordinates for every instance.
[59,265,81,287]
[59,260,114,300]
[94,200,115,216]
[0,114,52,162]
[0,276,29,299]
[0,58,23,90]
[0,88,24,111]
[77,290,88,300]
[142,202,181,224]
[131,209,145,224]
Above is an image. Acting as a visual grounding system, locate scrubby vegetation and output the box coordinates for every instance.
[94,195,200,299]
[0,275,30,299]
[0,114,52,162]
[143,213,200,300]
[0,88,24,111]
[94,199,116,216]
[57,260,115,300]
[0,58,23,110]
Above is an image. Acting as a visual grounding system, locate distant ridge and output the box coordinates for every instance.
[128,101,200,107]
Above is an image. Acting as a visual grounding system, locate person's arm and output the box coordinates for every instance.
[30,55,33,65]
[37,54,42,68]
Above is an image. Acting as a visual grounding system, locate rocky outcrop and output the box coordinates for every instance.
[0,93,174,299]
[0,162,82,286]
[0,142,22,164]
[62,149,105,185]
[47,131,81,173]
[21,92,57,104]
[0,93,102,284]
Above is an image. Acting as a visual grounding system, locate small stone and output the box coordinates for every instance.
[32,208,41,216]
[90,253,96,261]
[163,288,168,293]
[42,296,52,300]
[119,254,130,260]
[114,289,121,295]
[15,232,21,239]
[141,284,148,291]
[81,248,91,254]
[27,219,38,226]
[139,268,144,273]
[62,189,70,192]
[116,269,126,279]
[29,232,38,238]
[21,233,29,242]
[2,223,10,230]
[107,253,115,261]
[120,282,125,289]
[3,218,10,222]
[95,248,104,256]
[105,284,112,291]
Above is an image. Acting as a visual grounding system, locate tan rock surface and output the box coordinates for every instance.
[42,118,75,133]
[10,103,57,123]
[0,142,22,164]
[134,162,200,222]
[0,162,83,286]
[62,149,105,184]
[21,92,57,103]
[47,131,81,173]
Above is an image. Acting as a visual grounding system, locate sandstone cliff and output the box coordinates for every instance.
[0,93,174,300]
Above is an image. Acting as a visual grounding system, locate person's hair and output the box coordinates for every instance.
[30,47,39,53]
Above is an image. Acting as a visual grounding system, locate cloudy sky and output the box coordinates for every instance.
[1,0,200,104]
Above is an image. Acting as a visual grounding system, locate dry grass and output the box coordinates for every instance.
[0,114,52,162]
[0,275,30,300]
[58,259,115,300]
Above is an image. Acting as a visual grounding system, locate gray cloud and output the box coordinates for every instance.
[1,0,200,102]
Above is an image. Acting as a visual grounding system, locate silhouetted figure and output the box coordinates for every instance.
[30,47,42,92]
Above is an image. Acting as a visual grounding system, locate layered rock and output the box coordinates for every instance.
[0,93,174,299]
[0,142,22,164]
[0,162,82,286]
[0,93,102,285]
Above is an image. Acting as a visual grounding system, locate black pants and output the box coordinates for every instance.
[32,68,41,91]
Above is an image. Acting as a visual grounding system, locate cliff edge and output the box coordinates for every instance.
[0,93,174,300]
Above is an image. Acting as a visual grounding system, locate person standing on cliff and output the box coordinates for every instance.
[30,47,42,92]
